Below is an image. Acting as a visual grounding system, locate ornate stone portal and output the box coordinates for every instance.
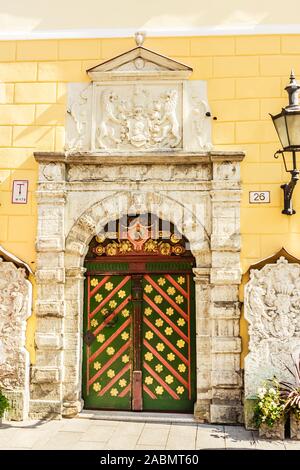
[0,247,32,420]
[32,35,245,423]
[244,256,300,400]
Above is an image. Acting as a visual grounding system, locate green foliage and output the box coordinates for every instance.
[278,354,300,419]
[0,390,9,418]
[254,379,284,427]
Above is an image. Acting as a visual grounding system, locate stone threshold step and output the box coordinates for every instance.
[79,410,197,425]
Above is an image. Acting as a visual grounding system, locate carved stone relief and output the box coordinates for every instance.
[65,82,212,153]
[93,83,182,150]
[244,257,300,398]
[65,83,92,152]
[67,163,211,182]
[0,258,32,420]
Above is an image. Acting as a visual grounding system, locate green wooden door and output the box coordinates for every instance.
[82,274,133,410]
[82,269,195,411]
[141,273,196,411]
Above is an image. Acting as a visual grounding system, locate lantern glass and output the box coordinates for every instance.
[285,112,300,148]
[272,113,289,148]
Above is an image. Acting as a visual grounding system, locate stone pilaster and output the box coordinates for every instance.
[62,267,86,418]
[208,159,243,424]
[29,162,66,419]
[193,267,212,422]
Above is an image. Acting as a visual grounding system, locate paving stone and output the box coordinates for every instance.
[166,424,197,449]
[2,418,300,450]
[60,418,93,432]
[196,424,226,449]
[135,444,166,450]
[253,438,286,450]
[224,426,256,450]
[80,424,117,442]
[4,429,50,448]
[71,441,107,450]
[111,421,145,435]
[39,431,83,449]
[137,423,170,447]
[88,419,123,427]
[105,435,140,450]
[280,440,300,450]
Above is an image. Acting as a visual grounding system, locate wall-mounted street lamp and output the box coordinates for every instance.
[271,71,300,215]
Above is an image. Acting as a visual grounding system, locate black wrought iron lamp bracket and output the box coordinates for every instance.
[274,149,300,215]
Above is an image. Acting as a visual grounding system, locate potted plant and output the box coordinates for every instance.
[278,354,300,440]
[254,379,285,439]
[0,390,9,424]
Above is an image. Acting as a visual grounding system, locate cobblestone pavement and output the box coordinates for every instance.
[0,418,299,450]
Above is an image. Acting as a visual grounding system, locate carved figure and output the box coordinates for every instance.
[127,106,149,147]
[192,98,211,149]
[92,86,183,150]
[67,86,90,150]
[160,90,181,147]
[97,91,122,148]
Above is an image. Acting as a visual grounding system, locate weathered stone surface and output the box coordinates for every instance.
[290,414,300,440]
[31,367,61,384]
[36,268,65,284]
[212,337,241,353]
[244,398,258,430]
[36,301,64,317]
[244,256,300,398]
[259,419,285,440]
[0,257,32,420]
[35,333,63,350]
[29,400,62,419]
[210,404,244,424]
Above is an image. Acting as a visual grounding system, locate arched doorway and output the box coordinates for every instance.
[82,213,196,412]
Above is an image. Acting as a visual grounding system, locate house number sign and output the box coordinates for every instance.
[249,191,270,204]
[12,180,28,204]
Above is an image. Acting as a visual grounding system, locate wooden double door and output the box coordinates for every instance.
[82,262,196,412]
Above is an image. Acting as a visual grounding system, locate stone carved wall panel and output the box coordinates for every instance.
[65,81,211,153]
[244,257,300,398]
[0,258,32,420]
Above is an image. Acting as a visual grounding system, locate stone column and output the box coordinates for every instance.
[193,267,212,422]
[62,267,86,417]
[29,162,66,419]
[209,159,243,424]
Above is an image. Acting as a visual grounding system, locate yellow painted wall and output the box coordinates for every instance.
[1,35,300,364]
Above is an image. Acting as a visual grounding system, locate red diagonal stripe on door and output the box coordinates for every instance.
[98,363,131,396]
[165,274,188,298]
[89,317,131,363]
[143,384,157,399]
[143,362,180,400]
[88,340,132,386]
[143,340,189,389]
[89,275,131,318]
[119,383,131,398]
[93,296,131,336]
[144,317,188,366]
[89,275,111,298]
[143,294,189,342]
[144,275,188,320]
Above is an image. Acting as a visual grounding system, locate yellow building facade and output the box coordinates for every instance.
[1,32,300,423]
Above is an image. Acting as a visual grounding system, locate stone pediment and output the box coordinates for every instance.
[65,33,212,154]
[87,46,193,81]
